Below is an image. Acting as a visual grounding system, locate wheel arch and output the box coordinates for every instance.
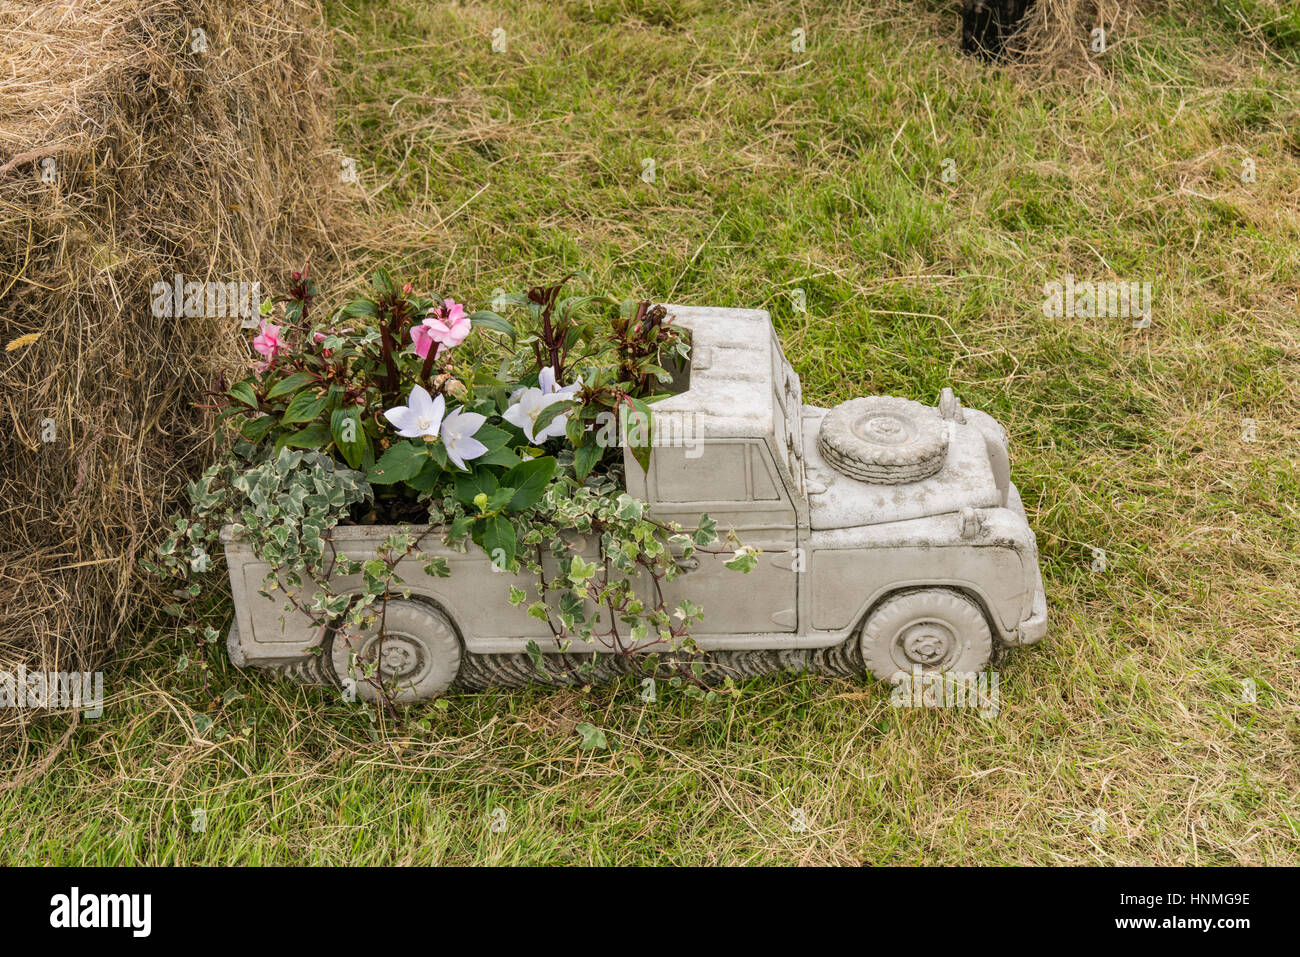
[324,586,469,645]
[850,581,1008,645]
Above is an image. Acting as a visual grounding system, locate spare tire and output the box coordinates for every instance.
[817,396,948,484]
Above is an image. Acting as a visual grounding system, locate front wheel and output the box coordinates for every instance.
[859,589,993,681]
[327,599,462,702]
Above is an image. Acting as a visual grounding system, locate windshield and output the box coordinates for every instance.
[774,350,804,497]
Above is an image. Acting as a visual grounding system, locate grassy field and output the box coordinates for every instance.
[3,0,1298,864]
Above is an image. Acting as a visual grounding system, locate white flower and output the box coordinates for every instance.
[504,367,580,443]
[504,389,566,443]
[440,407,488,470]
[539,365,581,398]
[384,385,445,439]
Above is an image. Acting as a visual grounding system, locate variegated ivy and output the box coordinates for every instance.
[149,272,753,707]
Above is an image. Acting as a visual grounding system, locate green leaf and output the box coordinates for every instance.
[692,514,718,547]
[408,456,447,492]
[370,269,395,296]
[638,362,672,383]
[565,414,585,445]
[454,468,499,505]
[240,414,277,442]
[331,407,367,469]
[725,550,760,573]
[532,398,576,435]
[573,437,602,480]
[266,371,317,400]
[468,310,516,341]
[448,514,475,541]
[282,422,331,449]
[575,722,607,751]
[480,513,517,569]
[501,456,556,512]
[368,441,429,484]
[425,439,449,470]
[567,554,598,584]
[228,381,258,408]
[623,398,653,474]
[340,298,379,319]
[470,423,513,452]
[281,391,327,425]
[472,370,511,390]
[474,447,523,469]
[485,488,516,513]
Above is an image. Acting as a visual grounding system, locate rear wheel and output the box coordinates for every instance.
[859,589,993,681]
[327,599,462,702]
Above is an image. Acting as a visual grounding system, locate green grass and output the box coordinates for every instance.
[3,0,1299,864]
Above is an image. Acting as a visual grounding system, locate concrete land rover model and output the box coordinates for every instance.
[224,306,1047,701]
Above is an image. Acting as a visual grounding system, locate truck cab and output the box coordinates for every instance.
[625,306,1047,679]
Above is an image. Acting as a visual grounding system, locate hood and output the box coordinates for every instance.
[802,405,1003,531]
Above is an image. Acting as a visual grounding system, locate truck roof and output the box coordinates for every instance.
[653,305,781,441]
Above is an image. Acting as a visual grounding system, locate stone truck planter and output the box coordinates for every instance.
[224,306,1047,700]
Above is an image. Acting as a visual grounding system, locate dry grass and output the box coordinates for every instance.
[0,0,342,741]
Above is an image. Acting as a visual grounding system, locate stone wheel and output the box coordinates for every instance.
[817,396,948,484]
[859,589,993,681]
[327,599,462,702]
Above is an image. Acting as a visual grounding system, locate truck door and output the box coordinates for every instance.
[636,440,798,634]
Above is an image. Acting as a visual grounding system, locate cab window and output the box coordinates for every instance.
[653,444,747,503]
[652,442,787,505]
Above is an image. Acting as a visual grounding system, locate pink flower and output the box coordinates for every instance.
[411,299,470,360]
[252,321,285,370]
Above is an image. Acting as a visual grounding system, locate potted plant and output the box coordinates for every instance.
[150,269,752,707]
[153,270,1047,711]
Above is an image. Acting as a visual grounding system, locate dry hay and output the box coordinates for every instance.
[0,0,342,741]
[1009,1,1169,66]
[959,1,1147,66]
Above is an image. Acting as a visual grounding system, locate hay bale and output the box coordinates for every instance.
[1009,1,1131,62]
[961,1,1146,65]
[0,0,341,737]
